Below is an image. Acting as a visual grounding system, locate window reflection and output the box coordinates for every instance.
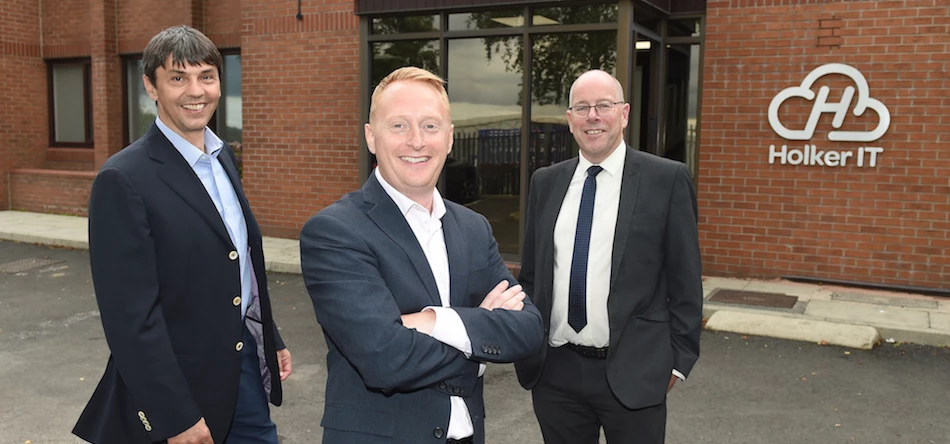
[531,4,618,26]
[448,10,524,30]
[529,31,617,177]
[371,40,440,87]
[446,37,522,256]
[372,15,440,34]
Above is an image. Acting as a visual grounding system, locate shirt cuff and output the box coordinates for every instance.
[423,306,473,358]
[672,369,686,381]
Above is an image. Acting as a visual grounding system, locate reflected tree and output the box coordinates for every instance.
[371,17,440,84]
[466,8,618,105]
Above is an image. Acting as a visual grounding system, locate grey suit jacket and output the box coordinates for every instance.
[514,146,703,410]
[300,174,544,444]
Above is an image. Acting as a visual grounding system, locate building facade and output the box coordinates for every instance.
[1,0,947,290]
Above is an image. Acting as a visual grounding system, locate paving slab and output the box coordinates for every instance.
[931,312,950,332]
[702,277,748,291]
[704,310,880,350]
[804,300,930,330]
[742,280,822,299]
[833,291,939,309]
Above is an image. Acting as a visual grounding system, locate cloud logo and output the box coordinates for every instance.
[768,63,890,142]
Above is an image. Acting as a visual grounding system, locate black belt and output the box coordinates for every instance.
[562,342,609,359]
[447,436,474,444]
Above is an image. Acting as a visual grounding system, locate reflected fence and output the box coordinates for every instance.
[444,124,697,204]
[446,127,576,203]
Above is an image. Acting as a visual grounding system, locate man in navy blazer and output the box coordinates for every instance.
[73,26,291,444]
[300,67,544,444]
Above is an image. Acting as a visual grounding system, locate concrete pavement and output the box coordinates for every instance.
[2,209,948,350]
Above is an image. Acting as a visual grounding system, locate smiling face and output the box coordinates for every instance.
[567,70,630,164]
[144,55,220,150]
[365,78,454,208]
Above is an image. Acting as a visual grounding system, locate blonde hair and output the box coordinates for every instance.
[369,67,450,122]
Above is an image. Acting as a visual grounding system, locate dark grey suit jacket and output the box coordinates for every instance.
[300,174,544,444]
[73,124,284,443]
[514,146,703,410]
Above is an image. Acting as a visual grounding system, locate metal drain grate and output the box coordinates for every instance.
[0,258,65,273]
[708,289,798,309]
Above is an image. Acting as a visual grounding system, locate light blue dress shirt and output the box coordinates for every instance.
[155,118,252,317]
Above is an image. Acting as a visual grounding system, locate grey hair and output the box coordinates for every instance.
[142,25,222,86]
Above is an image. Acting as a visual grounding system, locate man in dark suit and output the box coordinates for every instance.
[514,69,703,444]
[300,67,544,444]
[73,25,291,444]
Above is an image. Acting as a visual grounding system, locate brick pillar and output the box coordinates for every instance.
[90,0,124,169]
[0,0,45,209]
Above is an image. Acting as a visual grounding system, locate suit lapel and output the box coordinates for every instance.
[363,175,442,307]
[441,208,469,308]
[610,147,641,289]
[149,125,233,248]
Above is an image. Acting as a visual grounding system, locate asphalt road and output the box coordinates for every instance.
[1,240,948,444]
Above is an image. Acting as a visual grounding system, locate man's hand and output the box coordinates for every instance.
[168,417,212,444]
[401,310,437,334]
[277,348,293,381]
[479,280,526,311]
[667,375,677,393]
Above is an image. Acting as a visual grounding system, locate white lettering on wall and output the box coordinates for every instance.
[766,63,890,168]
[769,145,881,167]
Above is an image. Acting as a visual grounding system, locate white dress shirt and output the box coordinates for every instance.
[550,142,625,349]
[549,142,686,381]
[374,168,477,439]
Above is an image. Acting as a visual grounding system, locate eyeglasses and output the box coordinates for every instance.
[568,101,625,117]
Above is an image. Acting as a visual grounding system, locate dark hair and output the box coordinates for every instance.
[142,25,222,86]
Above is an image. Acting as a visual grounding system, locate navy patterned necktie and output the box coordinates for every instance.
[568,165,603,333]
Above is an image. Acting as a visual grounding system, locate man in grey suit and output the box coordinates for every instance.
[300,67,544,444]
[514,69,703,444]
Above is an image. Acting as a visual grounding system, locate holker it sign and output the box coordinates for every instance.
[767,63,890,167]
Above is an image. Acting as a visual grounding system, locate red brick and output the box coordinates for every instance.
[701,0,950,290]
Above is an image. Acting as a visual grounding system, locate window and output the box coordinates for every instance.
[48,59,92,146]
[125,57,158,144]
[366,4,620,259]
[216,53,243,151]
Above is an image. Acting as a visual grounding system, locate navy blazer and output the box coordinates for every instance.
[73,124,284,443]
[515,147,704,410]
[300,174,544,444]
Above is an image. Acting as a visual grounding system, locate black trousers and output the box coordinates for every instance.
[531,346,666,444]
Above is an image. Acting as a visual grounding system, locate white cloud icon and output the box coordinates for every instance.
[768,63,890,142]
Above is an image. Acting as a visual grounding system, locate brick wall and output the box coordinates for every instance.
[117,0,193,54]
[0,0,45,210]
[42,0,91,57]
[205,0,242,47]
[10,169,96,216]
[699,0,950,289]
[240,0,362,238]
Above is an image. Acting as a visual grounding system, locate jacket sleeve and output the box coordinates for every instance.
[87,167,202,441]
[453,214,544,363]
[300,213,480,395]
[664,165,704,377]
